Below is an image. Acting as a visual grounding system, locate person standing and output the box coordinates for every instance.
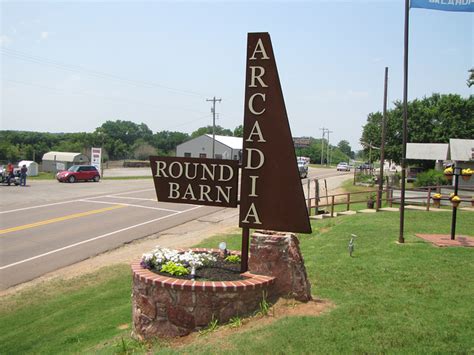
[6,162,14,184]
[20,164,28,186]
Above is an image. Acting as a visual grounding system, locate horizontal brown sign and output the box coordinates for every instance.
[150,156,239,208]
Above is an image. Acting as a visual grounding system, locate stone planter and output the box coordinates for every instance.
[132,248,276,339]
[451,200,460,208]
[432,198,441,208]
[461,174,471,181]
[445,174,453,181]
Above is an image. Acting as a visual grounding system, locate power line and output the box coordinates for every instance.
[1,48,208,98]
[5,78,208,116]
[206,96,222,159]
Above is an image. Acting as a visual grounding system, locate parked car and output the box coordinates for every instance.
[56,165,100,183]
[336,162,350,171]
[358,162,373,170]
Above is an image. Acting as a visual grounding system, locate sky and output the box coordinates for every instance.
[1,0,472,150]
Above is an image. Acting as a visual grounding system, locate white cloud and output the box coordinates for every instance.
[0,34,12,47]
[40,31,49,40]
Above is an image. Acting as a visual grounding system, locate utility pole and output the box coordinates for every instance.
[326,130,333,167]
[378,67,389,209]
[319,127,327,165]
[206,96,222,159]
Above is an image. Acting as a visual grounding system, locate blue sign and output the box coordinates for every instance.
[411,0,474,12]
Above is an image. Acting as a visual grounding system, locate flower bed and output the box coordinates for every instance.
[140,247,243,281]
[132,248,276,339]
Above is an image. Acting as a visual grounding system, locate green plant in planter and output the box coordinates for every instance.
[160,261,189,276]
[367,192,376,209]
[224,255,241,264]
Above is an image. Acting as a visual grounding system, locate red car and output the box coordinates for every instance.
[56,165,100,183]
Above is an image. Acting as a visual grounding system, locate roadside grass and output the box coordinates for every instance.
[29,172,56,180]
[0,265,133,354]
[28,172,152,181]
[102,176,152,180]
[1,211,473,353]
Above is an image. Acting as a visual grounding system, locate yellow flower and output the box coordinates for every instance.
[451,195,460,202]
[433,193,442,199]
[444,167,453,175]
[462,168,473,175]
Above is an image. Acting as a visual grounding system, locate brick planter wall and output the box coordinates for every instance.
[131,248,276,339]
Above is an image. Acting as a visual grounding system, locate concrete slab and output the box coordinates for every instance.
[358,209,377,213]
[405,205,428,210]
[337,210,357,216]
[379,207,399,212]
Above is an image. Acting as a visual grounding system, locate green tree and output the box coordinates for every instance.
[337,140,353,159]
[361,93,474,164]
[233,125,243,137]
[153,131,189,154]
[468,68,474,87]
[191,125,233,138]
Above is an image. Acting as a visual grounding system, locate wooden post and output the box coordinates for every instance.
[240,227,250,273]
[376,188,380,212]
[389,188,393,207]
[315,179,319,214]
[346,193,350,211]
[331,196,335,217]
[307,179,311,214]
[426,187,431,211]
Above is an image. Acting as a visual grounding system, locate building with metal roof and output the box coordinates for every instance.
[176,134,243,161]
[41,151,89,172]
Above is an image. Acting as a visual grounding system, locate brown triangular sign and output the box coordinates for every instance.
[239,32,312,234]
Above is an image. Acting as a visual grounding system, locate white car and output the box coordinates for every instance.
[336,162,350,171]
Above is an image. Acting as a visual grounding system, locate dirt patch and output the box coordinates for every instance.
[415,234,474,247]
[169,297,334,349]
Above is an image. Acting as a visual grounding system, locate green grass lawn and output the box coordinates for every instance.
[1,210,473,354]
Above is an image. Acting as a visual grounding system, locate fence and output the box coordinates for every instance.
[304,178,473,217]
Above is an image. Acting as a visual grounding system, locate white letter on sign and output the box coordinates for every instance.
[241,203,262,224]
[248,93,266,115]
[155,161,168,177]
[168,182,180,199]
[245,148,265,170]
[249,66,268,88]
[246,121,266,142]
[249,38,270,60]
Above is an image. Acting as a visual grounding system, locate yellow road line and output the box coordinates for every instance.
[0,205,126,235]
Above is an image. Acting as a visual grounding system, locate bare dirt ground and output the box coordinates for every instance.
[0,175,350,297]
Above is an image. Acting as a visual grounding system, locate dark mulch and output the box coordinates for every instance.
[150,256,244,281]
[415,233,474,247]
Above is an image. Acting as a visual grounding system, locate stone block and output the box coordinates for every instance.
[249,231,312,302]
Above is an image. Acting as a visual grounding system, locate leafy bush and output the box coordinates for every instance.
[160,261,189,276]
[414,169,448,187]
[224,255,241,264]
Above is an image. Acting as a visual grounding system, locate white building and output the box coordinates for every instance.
[176,134,243,161]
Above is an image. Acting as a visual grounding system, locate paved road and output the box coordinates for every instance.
[0,179,221,289]
[0,167,349,289]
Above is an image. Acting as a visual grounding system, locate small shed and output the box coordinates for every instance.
[176,134,243,160]
[448,139,474,188]
[42,151,89,172]
[17,160,39,176]
[406,143,449,170]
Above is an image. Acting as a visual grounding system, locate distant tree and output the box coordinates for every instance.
[191,125,233,138]
[132,139,157,160]
[337,140,353,159]
[468,68,474,87]
[153,131,189,154]
[233,125,243,137]
[361,93,474,164]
